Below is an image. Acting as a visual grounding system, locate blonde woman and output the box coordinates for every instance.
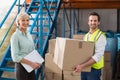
[10,12,41,80]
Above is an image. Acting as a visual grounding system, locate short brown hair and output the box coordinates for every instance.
[89,12,100,22]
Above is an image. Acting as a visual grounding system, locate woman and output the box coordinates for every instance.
[10,12,40,80]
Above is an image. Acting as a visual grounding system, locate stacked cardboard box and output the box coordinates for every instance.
[48,39,56,55]
[45,53,62,80]
[45,37,95,80]
[45,39,62,80]
[63,71,80,80]
[102,51,112,80]
[53,37,94,71]
[73,35,112,80]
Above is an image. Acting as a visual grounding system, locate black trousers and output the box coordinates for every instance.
[15,63,36,80]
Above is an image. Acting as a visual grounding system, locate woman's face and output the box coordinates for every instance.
[18,17,29,30]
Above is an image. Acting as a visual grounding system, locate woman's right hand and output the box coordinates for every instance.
[21,58,41,69]
[30,62,41,69]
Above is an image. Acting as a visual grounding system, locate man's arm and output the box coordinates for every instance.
[74,34,106,72]
[74,58,96,72]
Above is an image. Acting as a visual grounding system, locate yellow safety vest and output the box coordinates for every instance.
[84,29,105,69]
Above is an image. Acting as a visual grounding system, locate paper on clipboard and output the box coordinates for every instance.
[21,50,44,73]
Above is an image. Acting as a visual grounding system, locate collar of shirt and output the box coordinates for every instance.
[16,28,29,36]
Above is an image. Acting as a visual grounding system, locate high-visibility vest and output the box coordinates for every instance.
[84,29,105,69]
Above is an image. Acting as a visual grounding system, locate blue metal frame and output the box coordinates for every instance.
[0,0,62,80]
[0,0,81,80]
[0,0,26,48]
[61,2,73,38]
[0,0,17,28]
[61,2,84,37]
[3,0,119,80]
[0,0,17,47]
[73,9,80,34]
[62,3,66,37]
[25,0,62,80]
[41,0,62,57]
[26,0,62,57]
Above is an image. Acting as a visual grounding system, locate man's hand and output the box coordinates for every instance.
[74,64,84,72]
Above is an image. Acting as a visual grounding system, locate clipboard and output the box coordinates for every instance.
[21,50,44,73]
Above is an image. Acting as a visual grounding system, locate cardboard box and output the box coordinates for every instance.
[104,62,111,69]
[102,69,112,80]
[102,51,112,80]
[63,71,80,80]
[73,34,85,40]
[45,53,62,73]
[104,51,111,62]
[54,37,94,71]
[44,72,62,80]
[49,39,56,54]
[104,51,112,69]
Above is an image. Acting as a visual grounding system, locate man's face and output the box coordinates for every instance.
[88,15,100,30]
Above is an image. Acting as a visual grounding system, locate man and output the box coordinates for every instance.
[74,12,107,80]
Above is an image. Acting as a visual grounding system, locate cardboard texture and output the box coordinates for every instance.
[44,72,62,80]
[73,34,85,40]
[49,39,56,54]
[104,62,111,69]
[104,51,112,69]
[63,71,80,76]
[63,71,80,80]
[45,53,62,73]
[102,69,112,80]
[102,51,112,80]
[54,37,94,72]
[104,51,111,62]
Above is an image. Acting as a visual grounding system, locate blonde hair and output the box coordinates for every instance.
[16,12,30,26]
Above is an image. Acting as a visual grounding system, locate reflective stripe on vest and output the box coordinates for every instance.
[84,29,104,69]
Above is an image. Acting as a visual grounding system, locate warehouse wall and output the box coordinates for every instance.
[78,9,117,32]
[57,9,117,37]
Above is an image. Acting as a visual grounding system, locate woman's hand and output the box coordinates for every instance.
[20,58,41,69]
[30,62,41,69]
